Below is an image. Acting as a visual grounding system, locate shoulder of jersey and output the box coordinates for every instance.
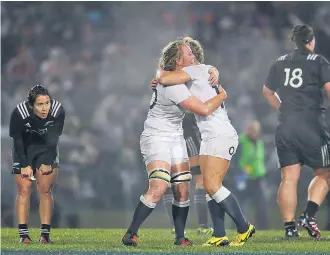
[277,54,289,62]
[306,54,319,61]
[16,101,31,120]
[277,53,320,62]
[50,99,63,118]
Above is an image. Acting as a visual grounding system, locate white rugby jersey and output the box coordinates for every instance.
[142,84,191,137]
[183,64,237,140]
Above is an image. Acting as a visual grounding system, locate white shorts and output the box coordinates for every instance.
[200,135,238,160]
[140,135,189,166]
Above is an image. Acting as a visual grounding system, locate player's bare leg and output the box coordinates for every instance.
[200,155,253,246]
[299,168,330,240]
[15,175,33,243]
[171,161,192,246]
[37,168,58,243]
[277,164,300,238]
[123,160,170,246]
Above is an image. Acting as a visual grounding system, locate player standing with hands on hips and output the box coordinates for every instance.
[9,84,65,244]
[263,24,330,240]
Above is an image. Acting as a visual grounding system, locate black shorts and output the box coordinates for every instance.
[275,113,330,169]
[11,146,60,175]
[183,113,201,158]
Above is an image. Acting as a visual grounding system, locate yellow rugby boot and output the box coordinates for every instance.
[229,223,256,246]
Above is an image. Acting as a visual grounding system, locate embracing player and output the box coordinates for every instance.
[158,37,255,247]
[122,39,226,247]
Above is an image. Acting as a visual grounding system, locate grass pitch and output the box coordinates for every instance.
[1,228,330,254]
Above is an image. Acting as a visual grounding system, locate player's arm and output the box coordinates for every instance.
[263,62,281,110]
[38,107,65,167]
[9,110,29,167]
[319,56,330,102]
[263,86,281,110]
[9,110,33,178]
[166,84,227,117]
[158,69,191,86]
[158,65,218,86]
[324,83,330,102]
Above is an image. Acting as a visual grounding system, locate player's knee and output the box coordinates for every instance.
[203,178,222,195]
[172,183,190,201]
[146,169,171,202]
[315,170,330,188]
[145,182,168,203]
[204,182,224,195]
[17,184,32,197]
[281,167,300,182]
[281,172,299,183]
[37,184,53,196]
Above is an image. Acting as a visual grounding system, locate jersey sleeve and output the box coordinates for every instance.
[165,84,191,104]
[264,62,279,92]
[9,109,29,167]
[9,109,25,138]
[319,55,330,87]
[39,106,65,165]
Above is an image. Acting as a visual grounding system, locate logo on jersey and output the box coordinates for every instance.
[45,121,54,127]
[25,123,31,128]
[229,146,235,155]
[26,128,48,135]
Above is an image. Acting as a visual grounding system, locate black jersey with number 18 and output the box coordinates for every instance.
[265,49,330,119]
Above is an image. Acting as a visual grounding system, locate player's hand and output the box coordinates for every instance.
[39,164,52,175]
[208,67,219,86]
[150,78,158,89]
[21,166,33,179]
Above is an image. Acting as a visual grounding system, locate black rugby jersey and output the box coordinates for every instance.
[9,99,65,167]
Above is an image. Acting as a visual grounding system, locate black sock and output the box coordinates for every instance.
[40,224,51,238]
[212,187,249,233]
[172,200,190,239]
[194,189,208,227]
[163,188,174,226]
[128,196,155,234]
[18,224,28,238]
[304,201,319,217]
[284,221,296,230]
[207,197,226,237]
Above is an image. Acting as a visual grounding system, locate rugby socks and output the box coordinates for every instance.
[304,200,319,217]
[163,188,174,226]
[211,186,249,233]
[40,224,51,238]
[18,224,28,238]
[194,188,208,227]
[206,194,226,237]
[128,195,156,234]
[172,200,190,238]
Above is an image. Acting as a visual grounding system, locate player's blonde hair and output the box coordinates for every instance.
[183,37,204,64]
[160,40,186,71]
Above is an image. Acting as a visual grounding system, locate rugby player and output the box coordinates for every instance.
[9,84,65,244]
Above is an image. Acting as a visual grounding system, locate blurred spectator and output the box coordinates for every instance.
[236,120,269,230]
[6,44,36,80]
